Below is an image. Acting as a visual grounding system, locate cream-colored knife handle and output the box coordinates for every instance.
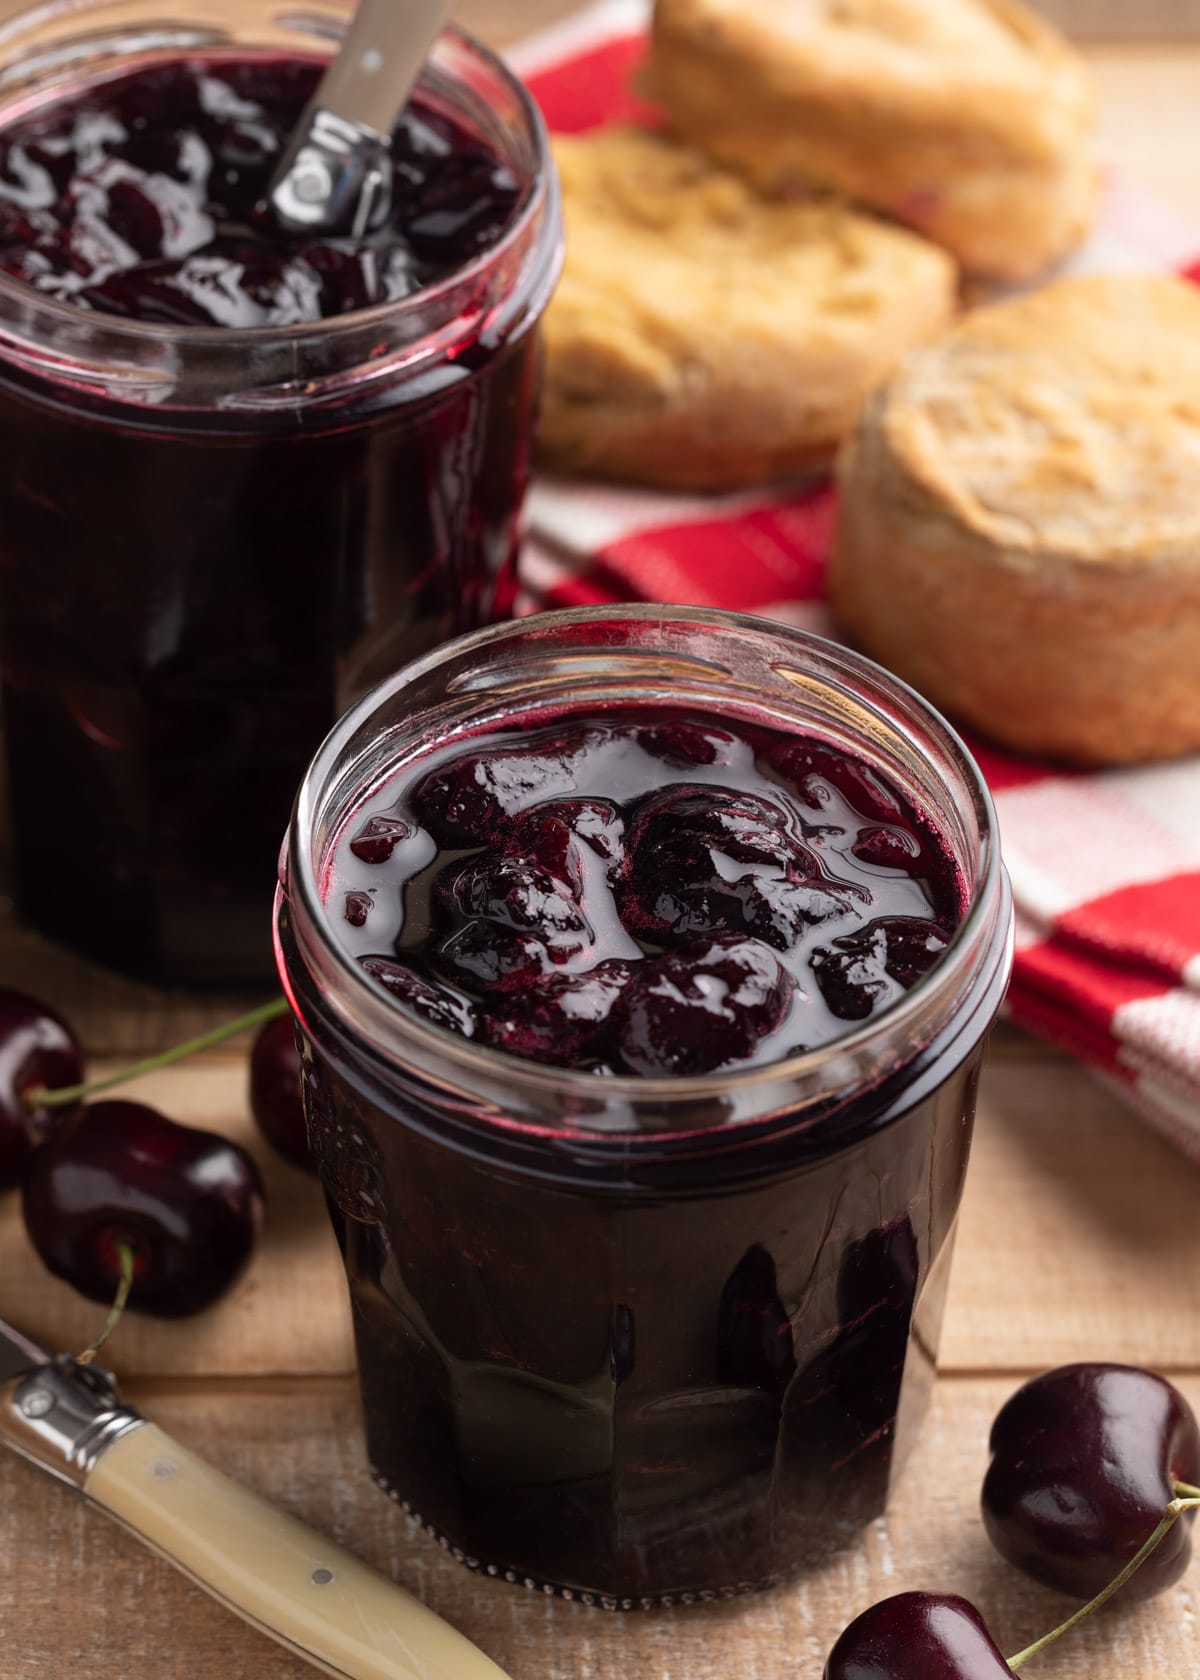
[85,1422,510,1680]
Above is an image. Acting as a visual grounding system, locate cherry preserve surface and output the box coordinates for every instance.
[328,713,965,1073]
[0,55,539,982]
[296,708,991,1602]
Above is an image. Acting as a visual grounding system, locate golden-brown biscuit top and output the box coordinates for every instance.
[547,125,956,405]
[654,0,1091,161]
[880,275,1200,559]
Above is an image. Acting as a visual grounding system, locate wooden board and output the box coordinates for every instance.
[4,1375,1198,1680]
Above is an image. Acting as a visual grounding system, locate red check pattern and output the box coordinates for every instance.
[509,0,1200,1160]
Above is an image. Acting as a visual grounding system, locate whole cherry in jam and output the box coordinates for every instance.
[982,1363,1200,1602]
[824,1593,1014,1680]
[22,1100,264,1317]
[618,934,794,1076]
[359,956,481,1039]
[617,784,857,951]
[331,712,965,1078]
[0,988,83,1190]
[485,960,633,1068]
[249,1015,313,1173]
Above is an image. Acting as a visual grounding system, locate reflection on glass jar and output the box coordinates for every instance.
[0,0,561,983]
[276,607,1014,1605]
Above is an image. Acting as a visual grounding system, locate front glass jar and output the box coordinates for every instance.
[275,606,1013,1607]
[0,0,560,984]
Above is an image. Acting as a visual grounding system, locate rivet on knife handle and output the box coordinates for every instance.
[84,1422,512,1680]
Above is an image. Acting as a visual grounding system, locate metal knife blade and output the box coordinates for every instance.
[0,1313,50,1383]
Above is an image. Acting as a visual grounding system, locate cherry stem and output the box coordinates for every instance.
[26,998,290,1111]
[76,1240,136,1367]
[1175,1480,1200,1500]
[1006,1495,1200,1671]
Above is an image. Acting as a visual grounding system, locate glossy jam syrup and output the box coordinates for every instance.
[0,54,541,983]
[0,57,521,325]
[326,711,965,1075]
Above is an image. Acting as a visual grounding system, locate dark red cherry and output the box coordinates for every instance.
[0,988,84,1191]
[359,956,480,1038]
[22,1100,264,1318]
[516,799,625,875]
[348,810,414,865]
[852,826,927,873]
[412,732,592,845]
[433,920,573,994]
[620,784,849,951]
[440,851,589,944]
[617,934,793,1076]
[402,149,519,266]
[485,960,634,1068]
[824,1593,1013,1680]
[634,719,736,766]
[248,1015,313,1173]
[771,741,908,827]
[982,1363,1200,1603]
[811,917,950,1021]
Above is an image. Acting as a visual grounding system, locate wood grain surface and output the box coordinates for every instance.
[2,6,1200,1679]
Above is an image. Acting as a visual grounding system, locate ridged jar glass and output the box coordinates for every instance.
[275,606,1014,1607]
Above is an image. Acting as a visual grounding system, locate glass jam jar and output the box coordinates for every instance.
[0,0,560,985]
[275,606,1013,1607]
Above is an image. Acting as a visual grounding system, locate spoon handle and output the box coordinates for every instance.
[266,0,455,236]
[315,0,454,140]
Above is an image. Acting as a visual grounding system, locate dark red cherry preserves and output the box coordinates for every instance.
[328,711,965,1075]
[0,56,521,326]
[0,49,542,986]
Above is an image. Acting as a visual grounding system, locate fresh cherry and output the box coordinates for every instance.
[0,988,84,1190]
[249,1014,313,1173]
[982,1363,1200,1602]
[824,1593,1013,1680]
[22,1100,264,1317]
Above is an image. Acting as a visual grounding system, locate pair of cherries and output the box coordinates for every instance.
[827,1363,1200,1677]
[0,988,310,1318]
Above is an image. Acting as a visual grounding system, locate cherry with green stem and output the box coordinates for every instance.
[826,1487,1200,1678]
[76,1238,136,1367]
[23,1099,265,1318]
[24,997,290,1113]
[0,989,85,1190]
[0,989,287,1318]
[828,1364,1200,1679]
[983,1363,1200,1602]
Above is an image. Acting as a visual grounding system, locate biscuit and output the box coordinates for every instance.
[650,0,1097,282]
[831,275,1200,766]
[540,126,958,492]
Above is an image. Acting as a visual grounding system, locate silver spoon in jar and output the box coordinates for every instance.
[265,0,456,239]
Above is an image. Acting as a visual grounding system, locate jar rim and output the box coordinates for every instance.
[0,8,559,387]
[281,605,1013,1134]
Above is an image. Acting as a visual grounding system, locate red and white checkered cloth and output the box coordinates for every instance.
[507,0,1200,1162]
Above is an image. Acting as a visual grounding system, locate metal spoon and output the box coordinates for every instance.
[266,0,456,239]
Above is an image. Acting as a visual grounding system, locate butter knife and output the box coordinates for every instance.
[0,1314,509,1680]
